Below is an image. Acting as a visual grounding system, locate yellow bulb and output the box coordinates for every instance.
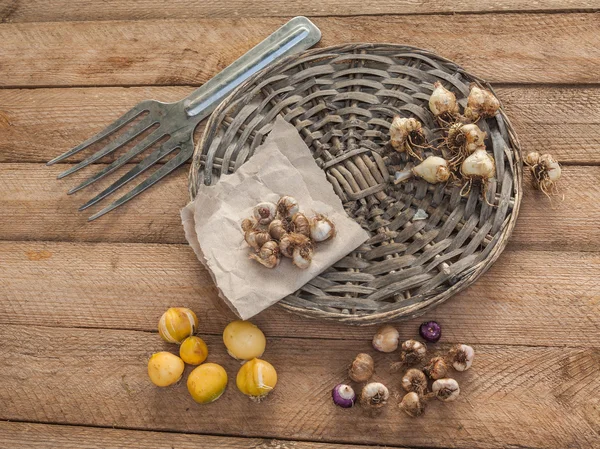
[147,352,185,387]
[236,358,277,399]
[223,320,266,360]
[187,363,228,404]
[158,307,198,344]
[179,336,208,365]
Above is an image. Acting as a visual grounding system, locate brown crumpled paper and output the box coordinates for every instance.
[181,116,369,319]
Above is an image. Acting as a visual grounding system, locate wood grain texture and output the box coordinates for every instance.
[1,241,598,347]
[0,421,387,449]
[2,85,599,164]
[1,164,597,249]
[1,14,600,87]
[2,0,598,23]
[1,324,599,449]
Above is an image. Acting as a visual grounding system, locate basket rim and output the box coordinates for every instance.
[189,42,523,325]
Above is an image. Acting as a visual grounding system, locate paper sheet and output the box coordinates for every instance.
[181,117,369,319]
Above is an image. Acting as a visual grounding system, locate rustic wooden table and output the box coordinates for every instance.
[1,2,599,448]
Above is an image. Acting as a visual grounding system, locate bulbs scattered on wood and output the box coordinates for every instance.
[158,307,198,344]
[419,321,442,343]
[401,368,428,396]
[525,151,562,199]
[236,358,278,400]
[360,382,389,409]
[147,352,185,387]
[151,309,277,405]
[349,353,375,382]
[423,356,448,380]
[432,378,460,402]
[449,344,475,372]
[242,196,336,270]
[179,336,209,365]
[372,325,400,353]
[400,391,425,417]
[187,363,228,404]
[223,320,266,361]
[399,340,428,366]
[332,324,475,418]
[332,384,356,408]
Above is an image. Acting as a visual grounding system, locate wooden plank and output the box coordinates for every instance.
[1,164,597,249]
[0,421,388,449]
[1,241,598,347]
[1,324,598,449]
[1,14,600,87]
[2,86,599,165]
[2,1,598,23]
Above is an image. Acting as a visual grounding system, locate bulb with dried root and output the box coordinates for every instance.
[242,196,336,270]
[524,152,562,199]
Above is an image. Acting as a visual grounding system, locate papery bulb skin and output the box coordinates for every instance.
[449,344,475,372]
[372,325,400,353]
[400,391,425,417]
[253,202,277,225]
[349,353,375,382]
[360,382,390,409]
[432,378,460,402]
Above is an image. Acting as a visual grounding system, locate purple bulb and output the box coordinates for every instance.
[332,384,356,408]
[419,321,442,342]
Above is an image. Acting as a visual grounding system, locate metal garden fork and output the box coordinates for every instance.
[47,17,321,221]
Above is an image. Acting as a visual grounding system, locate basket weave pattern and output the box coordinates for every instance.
[190,44,522,325]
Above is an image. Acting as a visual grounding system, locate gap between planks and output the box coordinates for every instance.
[1,13,600,86]
[1,0,599,23]
[0,420,408,449]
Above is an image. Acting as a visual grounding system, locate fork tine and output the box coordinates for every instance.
[47,101,154,166]
[57,116,157,179]
[79,137,180,211]
[87,146,191,221]
[67,130,166,194]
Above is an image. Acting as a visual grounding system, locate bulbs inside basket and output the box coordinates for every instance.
[242,195,336,270]
[390,82,562,204]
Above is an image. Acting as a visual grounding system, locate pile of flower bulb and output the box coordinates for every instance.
[331,320,476,418]
[148,308,277,404]
[242,195,336,269]
[389,82,561,204]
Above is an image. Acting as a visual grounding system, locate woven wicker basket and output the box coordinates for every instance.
[189,43,522,325]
